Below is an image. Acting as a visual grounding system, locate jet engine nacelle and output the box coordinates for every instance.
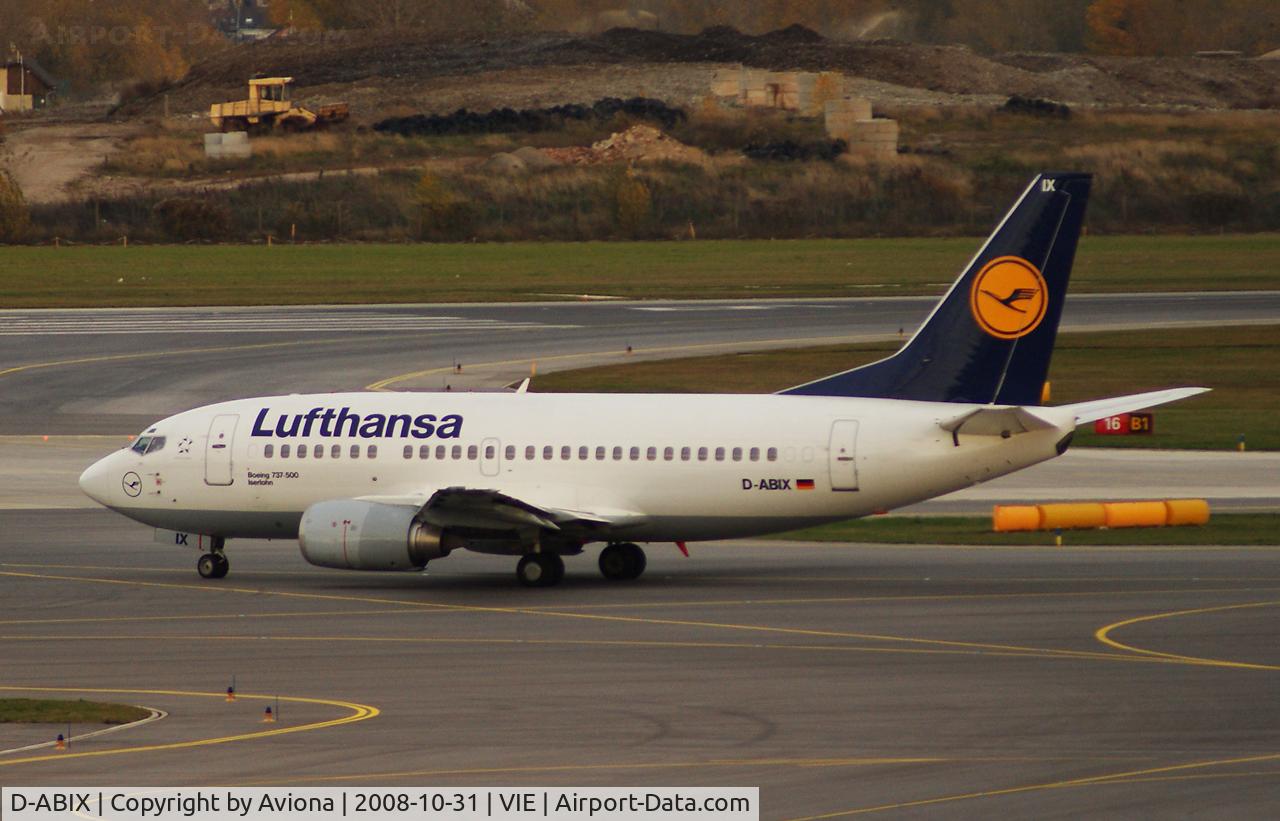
[298,500,458,570]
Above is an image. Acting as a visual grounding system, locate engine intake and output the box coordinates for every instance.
[298,500,459,570]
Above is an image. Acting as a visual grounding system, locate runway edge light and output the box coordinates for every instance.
[55,733,66,750]
[263,706,275,723]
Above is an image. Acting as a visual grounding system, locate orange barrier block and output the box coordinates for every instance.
[1165,498,1210,526]
[1040,503,1107,531]
[1104,501,1169,529]
[993,505,1041,532]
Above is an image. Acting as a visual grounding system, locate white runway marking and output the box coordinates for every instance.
[0,312,576,335]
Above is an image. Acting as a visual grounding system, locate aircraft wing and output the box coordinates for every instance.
[359,487,643,534]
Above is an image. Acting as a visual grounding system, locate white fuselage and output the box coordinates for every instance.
[79,391,1074,544]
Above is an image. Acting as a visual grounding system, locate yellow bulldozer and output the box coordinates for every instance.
[209,77,349,133]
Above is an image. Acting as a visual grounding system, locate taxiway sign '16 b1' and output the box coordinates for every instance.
[80,173,1207,586]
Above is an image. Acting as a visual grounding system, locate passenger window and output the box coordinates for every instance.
[663,446,674,461]
[282,444,292,458]
[612,446,623,460]
[559,445,569,460]
[578,446,588,460]
[350,444,359,459]
[367,445,377,459]
[452,445,462,460]
[732,447,742,462]
[525,445,535,460]
[332,444,341,459]
[467,445,478,460]
[646,446,657,461]
[629,447,640,461]
[314,444,323,458]
[403,445,413,459]
[486,445,496,459]
[420,445,431,459]
[543,445,553,460]
[749,447,760,462]
[505,445,515,460]
[298,444,307,459]
[264,444,274,458]
[680,446,690,461]
[436,445,446,459]
[698,446,708,461]
[595,446,606,461]
[767,447,777,462]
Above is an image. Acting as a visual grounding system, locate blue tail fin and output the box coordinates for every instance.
[781,172,1091,405]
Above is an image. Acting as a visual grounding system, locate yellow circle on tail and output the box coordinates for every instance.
[969,256,1047,340]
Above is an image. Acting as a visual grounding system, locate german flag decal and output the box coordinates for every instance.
[796,479,815,490]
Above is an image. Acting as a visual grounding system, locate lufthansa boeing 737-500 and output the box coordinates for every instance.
[79,173,1207,586]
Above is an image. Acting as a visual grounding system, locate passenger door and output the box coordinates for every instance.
[204,414,238,486]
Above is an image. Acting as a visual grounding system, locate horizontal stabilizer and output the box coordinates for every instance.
[1062,387,1210,426]
[939,405,1058,437]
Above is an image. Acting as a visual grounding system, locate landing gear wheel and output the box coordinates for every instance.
[599,542,646,581]
[197,552,229,580]
[516,553,564,588]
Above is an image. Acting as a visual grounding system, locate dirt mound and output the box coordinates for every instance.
[125,24,1280,120]
[543,125,705,166]
[373,96,683,137]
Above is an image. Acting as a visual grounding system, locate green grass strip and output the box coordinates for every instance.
[533,325,1280,451]
[1,234,1277,307]
[0,698,152,725]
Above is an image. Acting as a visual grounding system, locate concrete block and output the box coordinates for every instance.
[204,131,252,159]
[711,68,742,98]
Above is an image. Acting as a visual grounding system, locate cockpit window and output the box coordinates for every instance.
[130,435,166,455]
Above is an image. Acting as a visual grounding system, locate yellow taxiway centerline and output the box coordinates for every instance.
[0,686,378,767]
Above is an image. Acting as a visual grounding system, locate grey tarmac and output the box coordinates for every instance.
[1,510,1278,819]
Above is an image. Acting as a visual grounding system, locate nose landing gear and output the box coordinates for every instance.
[197,536,229,579]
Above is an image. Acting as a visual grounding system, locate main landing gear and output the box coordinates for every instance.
[197,536,229,580]
[515,542,647,587]
[516,552,565,588]
[599,542,646,582]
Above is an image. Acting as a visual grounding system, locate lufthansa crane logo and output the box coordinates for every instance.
[969,256,1048,340]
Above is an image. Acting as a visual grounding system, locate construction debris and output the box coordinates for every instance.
[542,125,706,166]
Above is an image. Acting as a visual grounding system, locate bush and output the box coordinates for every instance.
[0,170,30,242]
[153,197,232,241]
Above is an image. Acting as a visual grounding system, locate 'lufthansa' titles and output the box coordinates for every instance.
[251,407,462,439]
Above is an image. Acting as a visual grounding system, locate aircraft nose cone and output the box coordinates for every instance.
[79,456,114,506]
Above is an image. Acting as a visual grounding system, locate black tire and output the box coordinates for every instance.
[197,554,217,579]
[517,553,563,588]
[599,543,629,580]
[600,543,646,581]
[212,554,230,579]
[620,543,646,580]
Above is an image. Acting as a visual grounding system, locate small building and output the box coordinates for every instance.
[0,58,55,112]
